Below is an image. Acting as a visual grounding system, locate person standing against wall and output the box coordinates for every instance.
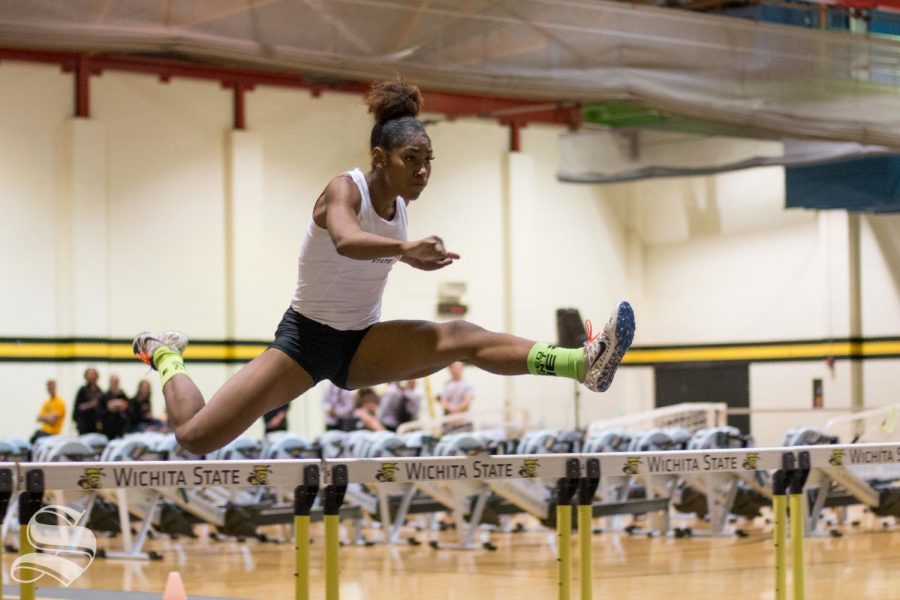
[100,374,131,439]
[31,379,66,444]
[129,379,162,432]
[73,367,103,435]
[439,361,475,433]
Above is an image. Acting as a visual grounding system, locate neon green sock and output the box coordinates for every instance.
[526,342,586,381]
[153,346,187,387]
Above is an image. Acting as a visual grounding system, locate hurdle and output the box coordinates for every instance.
[6,459,319,600]
[0,443,896,599]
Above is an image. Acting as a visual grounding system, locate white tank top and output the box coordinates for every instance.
[291,168,408,330]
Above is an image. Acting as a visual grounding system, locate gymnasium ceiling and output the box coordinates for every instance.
[0,0,899,147]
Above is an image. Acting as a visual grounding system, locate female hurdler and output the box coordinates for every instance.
[133,80,635,455]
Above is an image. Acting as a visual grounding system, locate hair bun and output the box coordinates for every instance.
[366,79,423,124]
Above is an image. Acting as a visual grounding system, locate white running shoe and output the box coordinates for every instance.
[583,301,635,393]
[132,331,189,370]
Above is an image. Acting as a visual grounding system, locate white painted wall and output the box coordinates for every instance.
[0,60,897,446]
[637,168,900,445]
[0,62,638,441]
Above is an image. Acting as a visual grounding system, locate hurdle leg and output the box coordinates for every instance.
[324,465,348,600]
[558,503,572,600]
[577,504,592,600]
[294,466,319,600]
[773,492,787,600]
[325,513,340,600]
[18,525,35,600]
[295,515,310,600]
[555,459,580,600]
[0,470,10,600]
[789,451,811,600]
[790,493,805,600]
[772,456,793,600]
[578,458,600,600]
[17,477,43,600]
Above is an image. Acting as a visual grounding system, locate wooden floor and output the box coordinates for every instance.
[4,520,900,599]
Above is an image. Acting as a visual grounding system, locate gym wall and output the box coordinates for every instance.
[1,60,897,445]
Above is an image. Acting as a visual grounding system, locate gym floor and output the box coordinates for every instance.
[5,518,898,599]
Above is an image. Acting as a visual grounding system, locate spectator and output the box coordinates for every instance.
[322,382,356,431]
[439,361,475,433]
[129,380,162,432]
[100,374,130,439]
[440,361,474,415]
[353,388,385,431]
[31,379,65,444]
[263,404,289,435]
[73,367,103,435]
[379,380,421,432]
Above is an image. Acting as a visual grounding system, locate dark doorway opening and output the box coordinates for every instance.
[655,362,750,435]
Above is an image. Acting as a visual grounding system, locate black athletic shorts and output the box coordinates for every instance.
[269,307,373,389]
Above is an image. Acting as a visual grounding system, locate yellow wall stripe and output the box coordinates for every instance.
[0,339,898,365]
[623,340,900,364]
[0,342,268,362]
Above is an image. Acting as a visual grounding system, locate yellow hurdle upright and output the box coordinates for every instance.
[772,455,792,600]
[323,465,348,600]
[555,459,581,600]
[578,504,593,600]
[294,515,310,600]
[773,490,788,599]
[577,458,600,600]
[557,503,573,600]
[789,494,806,600]
[0,468,9,596]
[18,526,35,600]
[293,466,319,600]
[324,514,341,600]
[17,471,44,600]
[788,451,810,600]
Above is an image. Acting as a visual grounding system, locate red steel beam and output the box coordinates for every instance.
[0,47,582,128]
[75,54,90,118]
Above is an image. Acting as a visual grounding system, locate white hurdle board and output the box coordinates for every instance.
[17,459,320,491]
[1,442,898,490]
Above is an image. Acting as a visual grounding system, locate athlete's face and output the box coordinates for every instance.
[382,133,433,201]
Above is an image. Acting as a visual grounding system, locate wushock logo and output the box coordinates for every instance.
[518,459,540,478]
[247,465,273,486]
[375,462,398,483]
[829,449,845,467]
[10,505,97,587]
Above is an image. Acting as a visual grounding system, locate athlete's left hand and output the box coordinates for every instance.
[401,253,459,271]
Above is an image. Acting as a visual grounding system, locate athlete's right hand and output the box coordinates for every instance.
[402,236,460,269]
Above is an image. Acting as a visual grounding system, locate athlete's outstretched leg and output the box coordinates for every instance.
[346,301,634,392]
[133,333,314,455]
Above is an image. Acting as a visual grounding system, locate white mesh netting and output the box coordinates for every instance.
[0,1,899,146]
